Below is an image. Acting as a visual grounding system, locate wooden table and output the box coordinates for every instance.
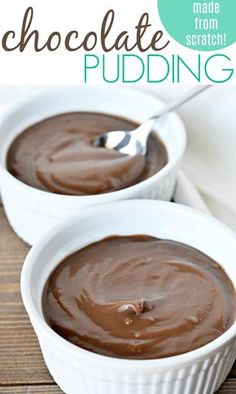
[0,205,235,394]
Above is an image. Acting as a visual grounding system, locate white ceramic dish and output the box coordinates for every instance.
[21,200,236,394]
[0,86,186,245]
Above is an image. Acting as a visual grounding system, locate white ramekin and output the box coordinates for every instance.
[21,200,236,394]
[0,86,186,245]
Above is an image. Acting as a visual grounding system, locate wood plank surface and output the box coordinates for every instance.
[0,206,56,387]
[1,385,61,393]
[0,205,235,393]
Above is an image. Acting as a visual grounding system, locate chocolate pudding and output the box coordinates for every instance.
[7,112,168,195]
[42,235,236,359]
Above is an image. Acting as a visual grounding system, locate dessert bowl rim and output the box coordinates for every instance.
[21,200,236,370]
[0,86,186,202]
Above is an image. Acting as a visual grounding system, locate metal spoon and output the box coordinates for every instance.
[96,85,212,156]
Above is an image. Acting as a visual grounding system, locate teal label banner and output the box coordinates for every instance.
[158,0,235,51]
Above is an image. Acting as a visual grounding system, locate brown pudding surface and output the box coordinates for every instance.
[7,112,168,195]
[42,235,236,359]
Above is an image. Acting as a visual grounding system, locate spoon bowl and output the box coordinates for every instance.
[96,86,211,156]
[97,119,155,156]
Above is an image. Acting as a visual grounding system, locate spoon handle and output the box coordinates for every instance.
[150,85,212,120]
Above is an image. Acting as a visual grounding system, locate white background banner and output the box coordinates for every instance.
[0,0,235,84]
